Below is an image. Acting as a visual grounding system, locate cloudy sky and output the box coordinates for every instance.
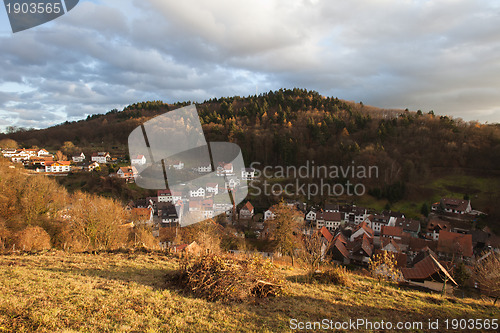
[1,0,500,130]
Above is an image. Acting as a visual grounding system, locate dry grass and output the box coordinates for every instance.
[0,251,498,332]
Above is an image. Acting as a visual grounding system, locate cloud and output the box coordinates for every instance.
[0,0,500,131]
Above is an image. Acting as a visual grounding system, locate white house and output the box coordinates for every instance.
[91,152,111,164]
[37,149,51,157]
[87,161,99,171]
[205,183,219,196]
[131,155,147,165]
[217,162,234,176]
[196,165,212,173]
[171,160,184,170]
[45,161,71,173]
[72,152,85,163]
[189,187,205,198]
[117,166,138,181]
[241,168,256,180]
[264,207,277,221]
[305,210,317,223]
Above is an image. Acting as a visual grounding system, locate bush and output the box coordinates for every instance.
[15,226,51,251]
[311,265,352,287]
[169,254,285,303]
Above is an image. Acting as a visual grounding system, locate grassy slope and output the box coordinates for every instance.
[0,252,498,333]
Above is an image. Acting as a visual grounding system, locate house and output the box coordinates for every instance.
[381,238,402,253]
[349,234,373,265]
[86,161,100,171]
[72,152,86,163]
[341,205,369,225]
[45,161,71,173]
[131,155,147,165]
[117,166,138,181]
[189,198,214,219]
[158,190,173,203]
[30,156,53,166]
[225,178,240,190]
[328,235,351,265]
[305,209,317,223]
[350,221,374,242]
[437,230,473,259]
[241,167,256,180]
[324,203,339,212]
[205,183,219,196]
[366,214,395,235]
[432,198,472,215]
[395,218,421,238]
[264,206,277,221]
[159,204,180,225]
[427,219,451,241]
[91,152,111,164]
[196,165,212,173]
[319,226,334,244]
[380,226,403,241]
[37,149,51,157]
[171,160,184,170]
[217,162,234,176]
[239,201,254,220]
[130,207,154,225]
[316,211,343,232]
[401,254,457,293]
[189,187,205,198]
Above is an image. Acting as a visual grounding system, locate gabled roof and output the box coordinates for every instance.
[332,232,347,245]
[331,238,350,259]
[381,238,402,252]
[351,234,373,257]
[317,211,342,221]
[441,198,470,212]
[319,226,333,243]
[427,219,450,233]
[396,218,420,233]
[241,201,254,212]
[381,225,403,238]
[354,221,374,238]
[401,254,457,285]
[46,161,71,166]
[437,230,473,257]
[407,238,438,252]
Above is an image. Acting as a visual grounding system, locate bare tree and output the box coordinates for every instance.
[300,232,324,276]
[475,251,500,304]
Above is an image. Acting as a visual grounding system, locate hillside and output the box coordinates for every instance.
[0,251,498,332]
[1,88,500,223]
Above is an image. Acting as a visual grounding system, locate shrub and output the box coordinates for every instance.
[15,226,51,251]
[311,265,352,287]
[169,254,285,303]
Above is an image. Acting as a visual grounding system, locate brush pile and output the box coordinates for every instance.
[311,265,352,287]
[169,254,285,303]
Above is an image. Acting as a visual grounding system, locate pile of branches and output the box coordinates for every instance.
[311,265,352,287]
[168,254,285,303]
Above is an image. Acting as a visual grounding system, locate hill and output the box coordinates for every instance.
[1,88,500,223]
[0,251,498,332]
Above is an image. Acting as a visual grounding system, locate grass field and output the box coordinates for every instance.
[0,251,498,332]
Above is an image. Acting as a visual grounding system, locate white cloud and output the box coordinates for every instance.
[0,0,500,130]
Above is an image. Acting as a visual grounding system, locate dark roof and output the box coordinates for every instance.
[396,218,420,233]
[407,238,438,252]
[441,198,470,212]
[241,201,254,212]
[437,230,473,257]
[317,211,342,222]
[401,254,457,285]
[324,203,339,211]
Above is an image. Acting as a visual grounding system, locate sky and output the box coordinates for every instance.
[1,0,500,131]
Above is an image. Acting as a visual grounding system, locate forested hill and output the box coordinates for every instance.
[3,88,500,181]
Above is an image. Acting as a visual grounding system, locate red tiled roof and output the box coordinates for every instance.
[381,225,403,238]
[242,201,254,212]
[437,230,473,257]
[319,226,333,243]
[441,198,469,212]
[332,238,350,259]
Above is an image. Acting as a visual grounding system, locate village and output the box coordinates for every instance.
[2,146,499,294]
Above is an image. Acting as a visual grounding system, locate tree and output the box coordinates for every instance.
[55,150,67,161]
[474,251,500,304]
[300,232,324,275]
[60,141,76,156]
[69,192,128,251]
[369,251,402,282]
[420,202,429,217]
[0,138,18,149]
[268,202,302,266]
